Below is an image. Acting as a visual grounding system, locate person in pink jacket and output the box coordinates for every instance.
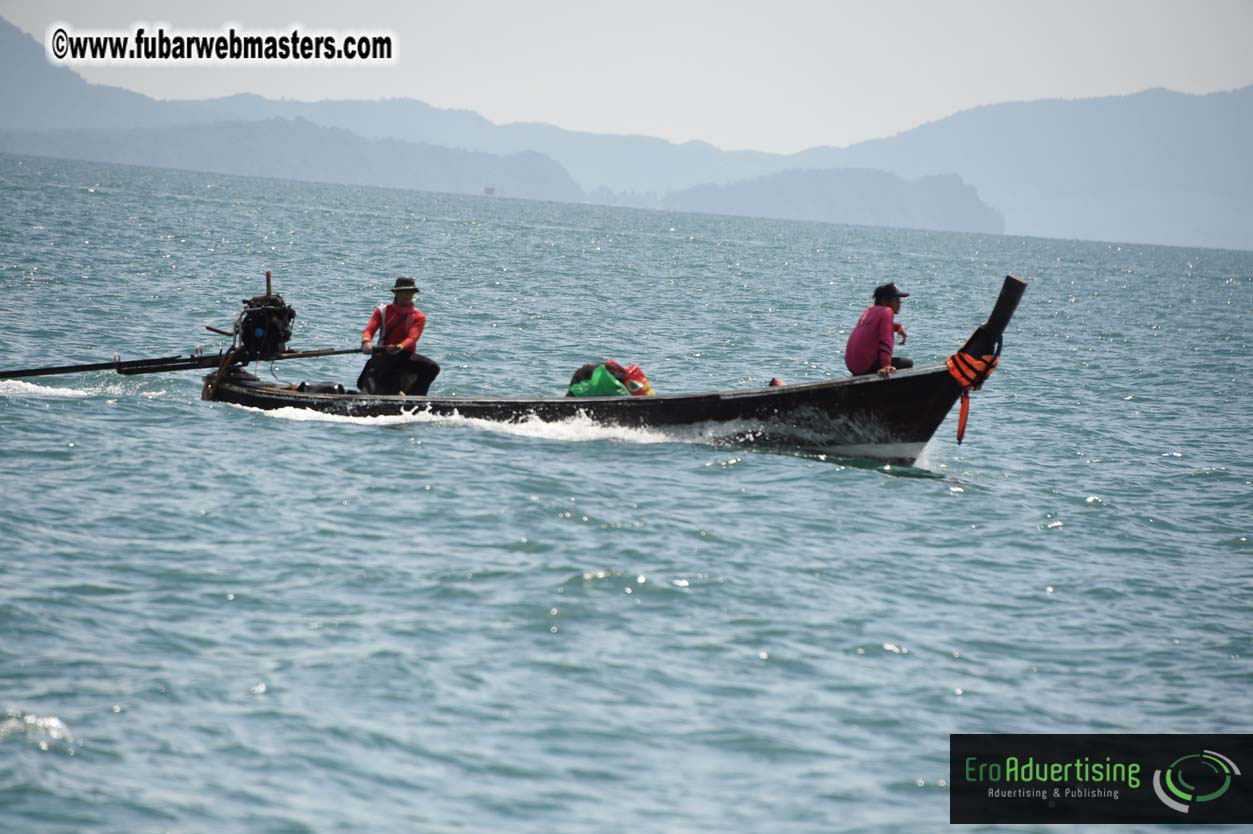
[844,283,913,378]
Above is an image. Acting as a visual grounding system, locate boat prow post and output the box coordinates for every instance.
[945,274,1027,445]
[960,274,1026,357]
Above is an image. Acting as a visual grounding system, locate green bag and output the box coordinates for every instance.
[568,364,630,397]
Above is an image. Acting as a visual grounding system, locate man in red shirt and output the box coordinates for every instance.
[357,276,440,395]
[844,283,913,378]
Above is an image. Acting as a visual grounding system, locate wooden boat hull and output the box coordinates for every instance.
[204,365,963,464]
[203,275,1025,465]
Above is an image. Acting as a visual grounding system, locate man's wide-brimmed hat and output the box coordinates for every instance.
[873,282,909,302]
[392,276,419,293]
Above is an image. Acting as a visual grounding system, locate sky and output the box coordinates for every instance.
[3,0,1252,154]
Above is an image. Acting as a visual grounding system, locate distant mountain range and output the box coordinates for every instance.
[665,169,1003,234]
[788,89,1253,251]
[1,16,1249,248]
[0,119,585,202]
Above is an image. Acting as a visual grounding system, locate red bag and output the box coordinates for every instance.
[606,360,655,396]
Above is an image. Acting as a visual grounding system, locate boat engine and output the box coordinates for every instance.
[237,272,295,361]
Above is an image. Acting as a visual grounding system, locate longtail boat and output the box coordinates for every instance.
[2,274,1025,465]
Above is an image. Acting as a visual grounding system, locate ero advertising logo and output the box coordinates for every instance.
[1153,749,1241,814]
[950,734,1253,824]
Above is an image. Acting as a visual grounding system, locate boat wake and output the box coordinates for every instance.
[244,404,931,464]
[0,379,97,398]
[250,405,684,445]
[0,379,166,399]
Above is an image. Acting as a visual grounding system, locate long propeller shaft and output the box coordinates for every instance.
[0,347,361,380]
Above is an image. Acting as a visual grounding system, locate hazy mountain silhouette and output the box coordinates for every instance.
[0,18,583,203]
[0,118,585,201]
[170,72,1253,249]
[188,95,785,194]
[0,17,1002,235]
[789,88,1253,250]
[0,19,204,129]
[3,15,1246,247]
[665,169,1004,234]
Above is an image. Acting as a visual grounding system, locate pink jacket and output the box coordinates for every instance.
[844,305,894,375]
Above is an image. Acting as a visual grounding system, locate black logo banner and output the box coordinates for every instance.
[950,734,1253,824]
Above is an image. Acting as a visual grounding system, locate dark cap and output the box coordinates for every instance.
[392,276,419,293]
[873,282,909,302]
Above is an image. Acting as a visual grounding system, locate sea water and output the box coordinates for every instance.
[1,155,1250,833]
